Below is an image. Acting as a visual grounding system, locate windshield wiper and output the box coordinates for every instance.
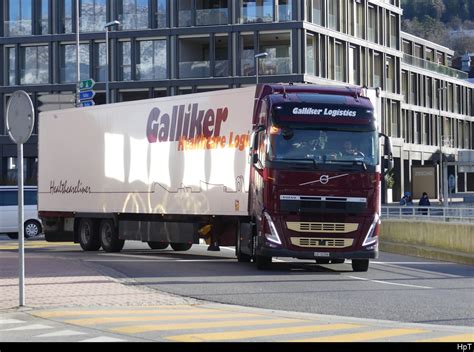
[273,158,317,168]
[323,159,367,170]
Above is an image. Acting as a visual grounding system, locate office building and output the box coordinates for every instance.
[1,0,473,200]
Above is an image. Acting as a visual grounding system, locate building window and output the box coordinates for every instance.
[240,33,255,76]
[179,37,210,78]
[196,0,229,26]
[401,70,408,103]
[259,32,292,76]
[178,0,193,27]
[137,40,167,80]
[59,0,73,33]
[306,34,315,76]
[7,47,17,86]
[306,0,322,25]
[118,0,149,30]
[80,0,107,32]
[335,41,345,82]
[7,0,32,36]
[215,35,230,77]
[241,0,274,24]
[156,0,168,28]
[373,52,382,88]
[277,0,292,22]
[368,5,376,43]
[60,43,90,83]
[328,0,339,30]
[20,45,49,84]
[349,45,359,85]
[389,13,398,49]
[355,0,364,39]
[94,42,107,82]
[119,41,132,81]
[385,56,395,93]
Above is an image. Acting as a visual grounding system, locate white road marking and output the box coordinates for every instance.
[80,336,126,342]
[0,319,25,325]
[1,324,53,331]
[36,330,87,338]
[347,275,433,289]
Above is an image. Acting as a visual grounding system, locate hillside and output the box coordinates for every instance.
[401,0,474,56]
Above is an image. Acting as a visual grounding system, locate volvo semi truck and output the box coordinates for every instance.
[38,84,393,271]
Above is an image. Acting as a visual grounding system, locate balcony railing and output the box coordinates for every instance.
[403,54,468,79]
[241,57,292,76]
[179,61,210,78]
[136,63,167,80]
[241,6,273,23]
[4,20,32,36]
[196,8,228,26]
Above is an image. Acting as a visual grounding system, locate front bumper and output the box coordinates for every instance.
[257,244,378,260]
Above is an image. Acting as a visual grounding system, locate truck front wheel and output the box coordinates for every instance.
[99,219,124,253]
[352,259,369,272]
[78,218,101,251]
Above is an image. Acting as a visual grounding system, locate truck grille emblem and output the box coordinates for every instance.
[320,175,329,184]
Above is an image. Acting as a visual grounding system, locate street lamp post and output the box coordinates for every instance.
[75,0,80,107]
[104,20,120,104]
[437,85,448,205]
[254,52,268,85]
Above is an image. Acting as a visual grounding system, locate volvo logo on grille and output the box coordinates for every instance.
[299,173,349,186]
[320,175,329,184]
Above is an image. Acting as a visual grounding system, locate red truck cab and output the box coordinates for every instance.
[238,84,393,271]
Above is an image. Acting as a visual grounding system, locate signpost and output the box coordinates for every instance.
[5,90,35,307]
[78,78,96,107]
[38,94,76,112]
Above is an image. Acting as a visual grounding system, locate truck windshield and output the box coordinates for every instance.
[268,128,378,167]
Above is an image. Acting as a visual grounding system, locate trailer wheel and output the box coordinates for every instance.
[99,219,124,253]
[352,259,369,272]
[148,241,169,250]
[78,218,101,251]
[255,255,272,270]
[170,242,192,251]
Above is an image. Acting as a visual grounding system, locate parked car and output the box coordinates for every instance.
[0,186,42,239]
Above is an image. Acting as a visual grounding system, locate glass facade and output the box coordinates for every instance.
[80,0,107,32]
[20,45,49,84]
[119,0,149,30]
[60,44,90,83]
[137,40,167,80]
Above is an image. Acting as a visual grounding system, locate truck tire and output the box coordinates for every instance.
[148,241,169,250]
[352,259,369,272]
[25,220,42,238]
[236,231,251,263]
[170,242,192,251]
[78,218,101,251]
[99,219,124,253]
[255,255,272,270]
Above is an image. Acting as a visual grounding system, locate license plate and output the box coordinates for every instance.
[314,252,330,257]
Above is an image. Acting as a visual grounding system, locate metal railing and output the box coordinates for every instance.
[402,54,468,79]
[381,206,474,224]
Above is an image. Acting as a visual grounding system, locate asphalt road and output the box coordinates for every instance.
[20,239,472,328]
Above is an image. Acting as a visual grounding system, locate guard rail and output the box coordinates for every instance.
[381,206,474,224]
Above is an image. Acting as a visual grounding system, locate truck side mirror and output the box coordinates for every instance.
[379,133,394,175]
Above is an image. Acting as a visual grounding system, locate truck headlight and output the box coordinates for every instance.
[362,213,380,247]
[263,212,282,245]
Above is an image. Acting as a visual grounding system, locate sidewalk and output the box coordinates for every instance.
[0,248,199,311]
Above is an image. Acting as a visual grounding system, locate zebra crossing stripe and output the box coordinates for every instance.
[289,328,428,342]
[166,323,362,342]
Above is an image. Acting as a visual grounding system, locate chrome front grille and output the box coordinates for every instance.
[286,222,358,233]
[290,237,354,248]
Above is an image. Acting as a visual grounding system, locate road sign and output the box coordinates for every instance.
[79,90,96,100]
[80,78,95,90]
[80,100,95,107]
[5,90,35,307]
[38,94,76,104]
[6,91,35,145]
